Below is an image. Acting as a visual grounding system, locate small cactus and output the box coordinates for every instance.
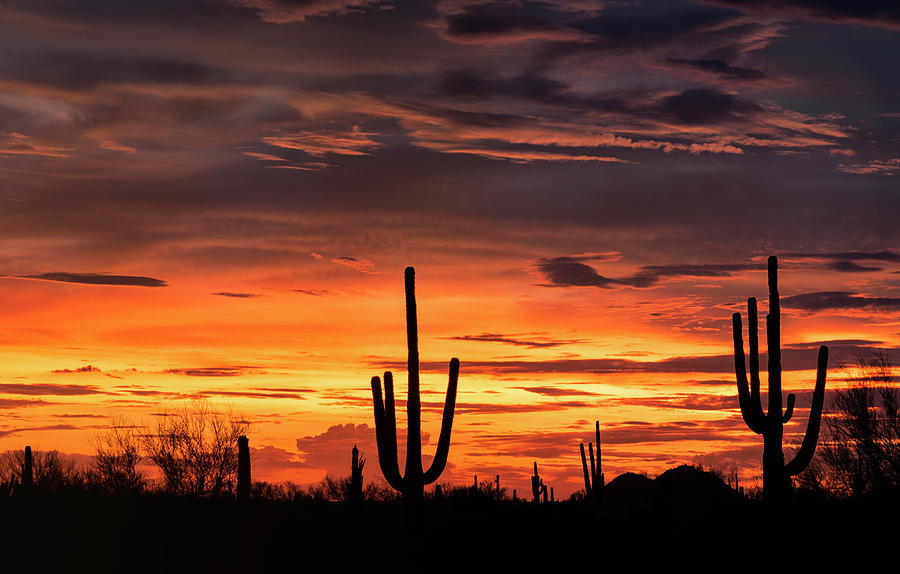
[351,444,364,507]
[237,436,250,501]
[531,462,546,503]
[579,421,604,499]
[495,474,500,501]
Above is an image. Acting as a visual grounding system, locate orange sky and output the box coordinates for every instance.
[2,254,898,497]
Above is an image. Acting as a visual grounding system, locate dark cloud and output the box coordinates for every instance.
[15,273,168,287]
[440,2,584,43]
[783,250,898,273]
[0,398,48,409]
[211,292,263,298]
[663,59,768,81]
[704,0,900,30]
[164,366,265,377]
[608,393,738,412]
[378,341,893,376]
[440,69,569,102]
[537,256,760,288]
[511,386,602,397]
[447,332,582,348]
[0,423,84,438]
[0,51,227,91]
[0,383,108,396]
[51,365,101,374]
[193,389,307,400]
[293,289,327,296]
[782,250,900,261]
[656,89,762,125]
[828,261,883,272]
[536,257,617,288]
[294,423,386,479]
[781,291,900,311]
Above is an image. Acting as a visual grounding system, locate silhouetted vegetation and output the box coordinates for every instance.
[531,461,547,503]
[580,420,604,500]
[370,267,459,515]
[732,256,828,504]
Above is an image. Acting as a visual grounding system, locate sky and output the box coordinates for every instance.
[0,0,898,497]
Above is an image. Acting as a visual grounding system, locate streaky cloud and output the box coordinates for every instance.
[15,272,168,287]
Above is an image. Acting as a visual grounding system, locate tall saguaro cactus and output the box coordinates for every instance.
[370,267,460,512]
[732,256,828,504]
[237,436,250,501]
[579,421,604,498]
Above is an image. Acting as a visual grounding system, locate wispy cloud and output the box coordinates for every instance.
[13,273,168,287]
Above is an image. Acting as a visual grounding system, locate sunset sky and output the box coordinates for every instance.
[1,0,898,497]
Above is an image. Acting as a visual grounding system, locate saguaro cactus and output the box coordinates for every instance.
[351,445,364,507]
[237,436,250,501]
[579,421,604,498]
[531,462,546,503]
[732,256,828,504]
[370,267,460,512]
[22,446,33,496]
[495,474,500,501]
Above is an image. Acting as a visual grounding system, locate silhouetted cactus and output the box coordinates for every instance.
[21,446,32,496]
[495,474,500,501]
[550,487,554,503]
[732,256,828,504]
[370,267,460,513]
[237,436,250,501]
[531,462,546,503]
[580,420,604,499]
[351,444,364,507]
[512,488,517,502]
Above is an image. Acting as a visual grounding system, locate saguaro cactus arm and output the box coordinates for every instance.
[580,442,591,491]
[784,345,828,476]
[733,301,766,435]
[371,373,405,491]
[422,358,460,484]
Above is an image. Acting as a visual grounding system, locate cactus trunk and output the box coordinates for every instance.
[732,256,828,504]
[237,436,250,501]
[351,444,364,507]
[370,267,460,516]
[22,446,32,496]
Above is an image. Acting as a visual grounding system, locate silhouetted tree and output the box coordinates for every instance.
[0,448,81,495]
[732,256,828,504]
[816,351,900,496]
[370,267,460,516]
[89,414,145,495]
[142,400,250,497]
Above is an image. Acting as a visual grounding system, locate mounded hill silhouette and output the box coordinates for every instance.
[602,465,738,510]
[652,464,738,508]
[603,472,654,509]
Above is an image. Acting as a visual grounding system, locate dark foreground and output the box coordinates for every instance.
[2,490,897,573]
